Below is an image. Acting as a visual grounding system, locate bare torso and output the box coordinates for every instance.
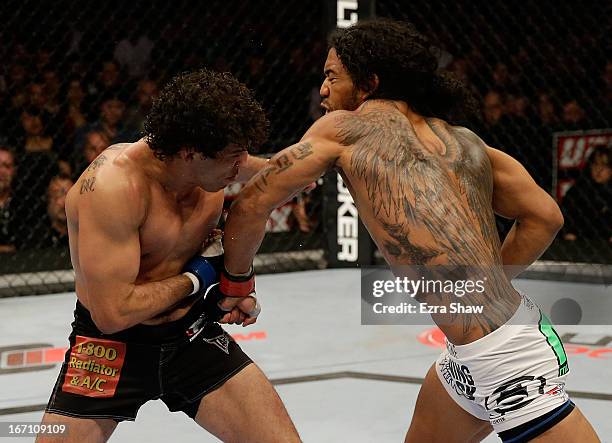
[66,141,224,325]
[333,101,520,343]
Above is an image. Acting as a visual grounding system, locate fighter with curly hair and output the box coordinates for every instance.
[38,69,301,443]
[219,20,599,442]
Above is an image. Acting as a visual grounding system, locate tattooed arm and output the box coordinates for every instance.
[487,147,564,279]
[223,117,342,274]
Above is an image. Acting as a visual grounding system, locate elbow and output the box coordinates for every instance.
[90,309,127,335]
[541,202,564,235]
[232,193,270,218]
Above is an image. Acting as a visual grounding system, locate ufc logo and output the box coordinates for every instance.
[558,137,587,168]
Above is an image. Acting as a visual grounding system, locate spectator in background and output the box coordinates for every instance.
[125,79,159,133]
[41,69,63,134]
[537,92,559,128]
[28,78,63,142]
[497,91,551,187]
[491,62,512,92]
[17,108,66,210]
[483,91,505,126]
[448,57,470,84]
[291,195,315,233]
[0,146,18,253]
[562,146,611,243]
[62,77,89,138]
[75,130,110,175]
[74,92,135,155]
[562,99,588,130]
[478,90,505,148]
[39,175,73,249]
[7,62,29,97]
[20,107,54,153]
[28,81,48,113]
[89,60,123,97]
[43,69,62,105]
[34,47,53,73]
[83,130,110,164]
[94,93,130,142]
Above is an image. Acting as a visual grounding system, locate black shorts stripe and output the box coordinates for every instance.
[498,400,575,442]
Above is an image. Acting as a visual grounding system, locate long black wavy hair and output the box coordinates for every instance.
[329,19,478,122]
[144,69,268,160]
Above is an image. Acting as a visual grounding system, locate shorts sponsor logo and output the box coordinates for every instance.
[485,376,547,418]
[439,356,476,401]
[546,383,565,396]
[203,333,231,354]
[61,336,126,398]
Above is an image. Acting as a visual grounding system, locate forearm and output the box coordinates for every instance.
[223,201,269,274]
[94,274,194,333]
[500,219,560,279]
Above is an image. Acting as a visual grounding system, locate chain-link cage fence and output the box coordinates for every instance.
[376,0,612,271]
[0,0,610,296]
[0,0,330,296]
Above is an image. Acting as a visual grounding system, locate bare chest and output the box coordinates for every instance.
[138,189,222,279]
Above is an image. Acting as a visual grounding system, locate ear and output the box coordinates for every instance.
[360,73,380,100]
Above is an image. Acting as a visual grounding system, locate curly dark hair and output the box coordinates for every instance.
[144,69,269,160]
[328,19,478,122]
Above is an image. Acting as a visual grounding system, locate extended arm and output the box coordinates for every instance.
[224,137,338,274]
[487,147,564,279]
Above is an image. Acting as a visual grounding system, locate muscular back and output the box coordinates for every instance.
[333,102,519,338]
[336,105,499,266]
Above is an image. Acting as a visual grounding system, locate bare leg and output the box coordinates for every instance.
[36,412,117,443]
[531,406,600,442]
[404,364,492,443]
[194,363,301,442]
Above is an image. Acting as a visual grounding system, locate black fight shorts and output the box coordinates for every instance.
[45,300,253,421]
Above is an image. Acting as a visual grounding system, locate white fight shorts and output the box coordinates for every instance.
[435,294,573,442]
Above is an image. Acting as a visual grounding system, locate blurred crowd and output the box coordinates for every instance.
[0,0,609,261]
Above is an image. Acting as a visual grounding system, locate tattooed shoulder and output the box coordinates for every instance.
[253,142,315,193]
[86,154,108,172]
[79,176,96,194]
[80,154,109,194]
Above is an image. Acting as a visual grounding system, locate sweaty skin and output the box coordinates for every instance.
[66,139,265,332]
[223,100,562,345]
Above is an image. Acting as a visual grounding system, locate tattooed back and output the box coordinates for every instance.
[332,101,519,340]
